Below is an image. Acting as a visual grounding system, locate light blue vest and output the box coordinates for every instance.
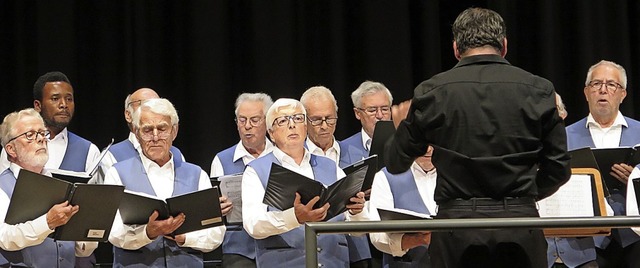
[59,131,91,172]
[338,133,373,262]
[381,168,431,268]
[112,156,203,267]
[216,144,255,259]
[248,153,349,267]
[0,169,76,268]
[110,138,184,164]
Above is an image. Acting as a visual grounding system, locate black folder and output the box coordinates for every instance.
[342,155,377,192]
[366,121,395,190]
[632,178,640,210]
[118,187,223,235]
[5,169,125,241]
[591,147,640,194]
[51,139,115,183]
[569,147,610,197]
[377,208,431,221]
[263,162,369,220]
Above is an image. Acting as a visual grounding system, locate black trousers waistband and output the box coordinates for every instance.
[439,197,536,210]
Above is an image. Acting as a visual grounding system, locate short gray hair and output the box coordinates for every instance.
[0,108,44,147]
[266,98,306,131]
[350,81,393,108]
[132,98,179,128]
[452,7,507,55]
[300,86,338,112]
[235,93,274,117]
[585,60,627,89]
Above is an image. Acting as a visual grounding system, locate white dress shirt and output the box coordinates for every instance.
[306,137,341,165]
[368,162,437,257]
[586,112,627,148]
[0,128,101,173]
[210,140,273,177]
[626,167,640,236]
[0,163,97,256]
[242,147,366,240]
[105,153,225,252]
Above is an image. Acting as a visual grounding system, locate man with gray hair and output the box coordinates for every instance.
[100,88,185,179]
[300,86,340,163]
[242,98,367,267]
[339,80,394,267]
[105,98,226,267]
[210,92,273,267]
[564,60,640,267]
[386,7,570,267]
[0,108,97,267]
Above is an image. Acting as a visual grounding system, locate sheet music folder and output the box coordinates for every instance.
[211,173,243,226]
[367,120,395,190]
[591,146,640,194]
[118,187,223,235]
[263,162,369,221]
[569,147,609,197]
[5,169,125,241]
[342,155,377,192]
[51,138,115,183]
[377,208,431,221]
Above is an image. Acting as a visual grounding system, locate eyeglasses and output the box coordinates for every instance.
[127,100,143,108]
[272,113,306,127]
[356,106,391,115]
[235,116,264,127]
[587,80,624,93]
[308,117,338,126]
[138,125,172,141]
[8,130,50,143]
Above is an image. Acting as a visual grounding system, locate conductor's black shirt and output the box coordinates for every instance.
[385,54,571,203]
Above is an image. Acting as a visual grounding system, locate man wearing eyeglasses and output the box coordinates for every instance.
[339,80,394,267]
[241,98,367,267]
[563,60,640,267]
[100,88,185,182]
[210,92,274,268]
[339,81,393,168]
[0,108,97,267]
[104,98,226,267]
[0,72,101,178]
[300,86,340,163]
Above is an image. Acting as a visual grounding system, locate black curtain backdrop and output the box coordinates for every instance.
[1,0,639,171]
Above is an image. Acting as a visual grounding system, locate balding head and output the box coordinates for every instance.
[124,88,160,131]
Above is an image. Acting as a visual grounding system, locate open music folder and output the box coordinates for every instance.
[262,162,369,221]
[5,169,125,241]
[50,138,115,184]
[366,120,395,191]
[211,173,243,225]
[118,187,223,235]
[591,146,640,194]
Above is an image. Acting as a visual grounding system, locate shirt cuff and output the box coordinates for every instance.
[34,214,55,235]
[388,233,409,257]
[283,207,302,229]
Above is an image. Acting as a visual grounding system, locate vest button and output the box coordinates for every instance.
[317,247,322,252]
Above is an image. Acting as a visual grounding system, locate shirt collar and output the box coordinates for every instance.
[139,149,174,171]
[8,162,51,178]
[585,111,627,129]
[272,146,312,166]
[49,127,69,142]
[305,137,340,155]
[128,132,141,150]
[233,139,274,162]
[454,54,510,69]
[360,129,372,151]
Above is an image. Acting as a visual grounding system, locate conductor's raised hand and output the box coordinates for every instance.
[219,196,233,217]
[145,210,186,239]
[46,201,79,229]
[294,192,329,224]
[391,99,412,129]
[346,191,366,215]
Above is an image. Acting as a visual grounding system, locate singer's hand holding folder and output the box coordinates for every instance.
[5,169,125,241]
[262,162,370,221]
[118,187,223,235]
